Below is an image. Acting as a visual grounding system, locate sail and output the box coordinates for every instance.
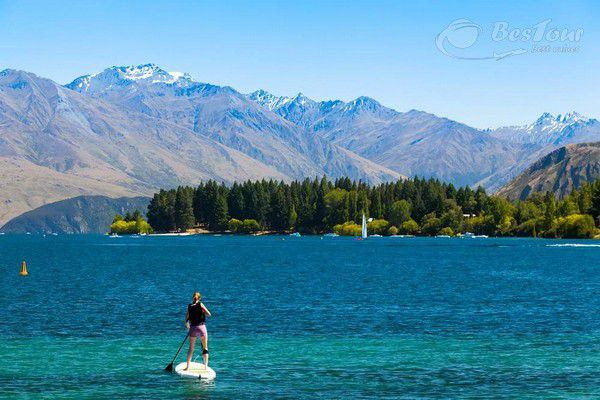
[361,213,367,239]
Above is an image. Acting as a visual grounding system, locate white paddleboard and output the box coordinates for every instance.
[175,362,216,380]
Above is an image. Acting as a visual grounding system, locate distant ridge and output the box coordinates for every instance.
[0,195,150,234]
[497,142,600,200]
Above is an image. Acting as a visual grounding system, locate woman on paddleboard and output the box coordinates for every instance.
[184,292,211,370]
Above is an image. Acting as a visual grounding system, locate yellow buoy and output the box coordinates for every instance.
[20,261,28,276]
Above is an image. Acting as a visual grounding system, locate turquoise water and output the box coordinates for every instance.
[1,235,599,399]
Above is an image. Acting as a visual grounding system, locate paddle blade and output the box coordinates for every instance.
[165,362,173,372]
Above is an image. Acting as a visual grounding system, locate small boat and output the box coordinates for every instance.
[110,233,120,238]
[289,232,301,237]
[391,234,414,238]
[472,234,489,238]
[464,232,474,238]
[436,235,451,238]
[370,234,382,237]
[323,233,339,237]
[0,232,5,235]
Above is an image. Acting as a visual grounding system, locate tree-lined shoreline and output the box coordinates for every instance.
[136,177,600,239]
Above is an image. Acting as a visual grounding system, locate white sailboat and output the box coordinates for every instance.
[361,213,368,239]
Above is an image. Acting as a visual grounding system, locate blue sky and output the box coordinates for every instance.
[0,0,598,128]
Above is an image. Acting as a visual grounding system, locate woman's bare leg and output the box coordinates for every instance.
[200,335,208,367]
[184,336,196,370]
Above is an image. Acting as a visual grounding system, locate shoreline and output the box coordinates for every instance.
[114,231,600,240]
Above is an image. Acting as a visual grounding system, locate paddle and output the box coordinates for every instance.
[165,333,188,372]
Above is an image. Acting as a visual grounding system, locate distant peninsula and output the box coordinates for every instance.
[0,195,150,234]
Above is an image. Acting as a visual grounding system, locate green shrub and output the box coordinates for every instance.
[368,219,389,235]
[438,227,454,236]
[420,213,441,236]
[555,214,597,238]
[241,219,261,233]
[400,219,419,235]
[228,218,243,233]
[514,218,543,237]
[110,218,153,234]
[333,221,361,236]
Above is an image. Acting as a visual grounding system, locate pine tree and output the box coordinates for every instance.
[543,191,556,231]
[289,204,298,229]
[175,186,195,231]
[193,183,206,224]
[371,190,383,219]
[356,190,369,221]
[348,190,358,223]
[211,190,229,231]
[228,183,246,220]
[474,186,487,215]
[269,186,289,231]
[590,181,600,223]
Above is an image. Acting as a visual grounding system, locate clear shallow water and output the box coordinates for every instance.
[1,235,599,399]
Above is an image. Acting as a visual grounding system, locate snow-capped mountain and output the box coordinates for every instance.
[491,112,600,145]
[67,63,193,94]
[248,89,600,189]
[248,89,525,187]
[66,65,402,184]
[475,112,600,191]
[247,90,401,140]
[0,68,288,225]
[247,89,297,111]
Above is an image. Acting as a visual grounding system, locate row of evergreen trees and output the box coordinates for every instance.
[145,176,600,238]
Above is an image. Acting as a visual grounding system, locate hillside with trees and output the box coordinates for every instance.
[145,177,600,239]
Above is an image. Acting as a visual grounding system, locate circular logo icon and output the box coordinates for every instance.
[436,19,482,58]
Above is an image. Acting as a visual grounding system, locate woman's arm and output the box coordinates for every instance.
[201,303,212,317]
[185,308,190,328]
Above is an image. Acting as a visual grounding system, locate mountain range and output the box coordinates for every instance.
[247,89,600,191]
[0,63,598,225]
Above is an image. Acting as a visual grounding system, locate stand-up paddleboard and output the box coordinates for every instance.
[175,362,216,380]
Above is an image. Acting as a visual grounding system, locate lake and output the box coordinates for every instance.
[1,235,599,399]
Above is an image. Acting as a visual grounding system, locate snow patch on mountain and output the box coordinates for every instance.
[66,64,193,94]
[247,90,398,123]
[248,89,294,111]
[492,112,599,145]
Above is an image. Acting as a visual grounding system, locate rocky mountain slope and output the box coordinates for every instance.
[66,64,401,183]
[0,195,150,233]
[0,66,399,225]
[248,90,600,191]
[249,90,531,187]
[497,142,600,200]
